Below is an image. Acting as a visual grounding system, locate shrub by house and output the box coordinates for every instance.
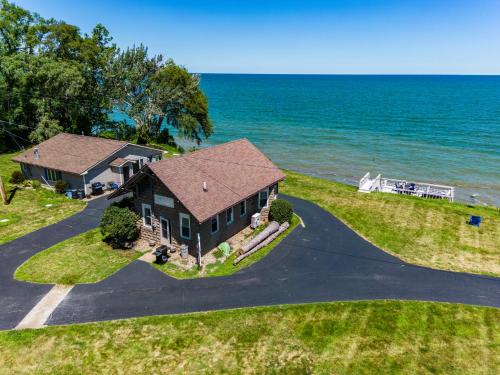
[9,170,25,184]
[100,206,140,248]
[54,180,68,194]
[269,199,293,224]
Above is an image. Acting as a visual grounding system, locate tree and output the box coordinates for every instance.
[110,45,212,144]
[0,1,211,152]
[0,0,116,151]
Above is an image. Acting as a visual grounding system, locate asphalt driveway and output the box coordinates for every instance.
[0,194,499,330]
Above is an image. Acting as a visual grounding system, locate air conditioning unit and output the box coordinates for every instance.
[251,213,261,229]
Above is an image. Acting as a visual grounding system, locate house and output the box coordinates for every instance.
[109,139,286,257]
[12,133,163,195]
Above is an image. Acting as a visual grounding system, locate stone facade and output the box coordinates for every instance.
[132,173,279,256]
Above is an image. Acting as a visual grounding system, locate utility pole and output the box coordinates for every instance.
[0,176,7,205]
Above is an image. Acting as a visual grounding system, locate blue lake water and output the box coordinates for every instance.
[187,74,499,206]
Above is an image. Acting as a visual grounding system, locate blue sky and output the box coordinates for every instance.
[15,0,500,74]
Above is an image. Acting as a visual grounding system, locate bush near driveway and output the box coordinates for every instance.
[269,198,293,224]
[100,206,139,248]
[9,170,25,184]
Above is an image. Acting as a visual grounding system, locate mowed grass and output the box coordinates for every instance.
[1,301,498,374]
[14,229,141,285]
[281,170,500,277]
[0,152,85,244]
[153,214,300,279]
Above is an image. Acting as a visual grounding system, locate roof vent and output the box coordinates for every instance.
[33,147,40,160]
[203,181,208,191]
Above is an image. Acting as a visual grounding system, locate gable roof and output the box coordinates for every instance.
[12,133,129,175]
[133,139,284,223]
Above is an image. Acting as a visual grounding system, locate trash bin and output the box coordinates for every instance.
[65,190,72,199]
[180,244,188,259]
[77,189,85,199]
[91,182,103,195]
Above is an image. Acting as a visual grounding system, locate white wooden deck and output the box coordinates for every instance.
[358,172,455,201]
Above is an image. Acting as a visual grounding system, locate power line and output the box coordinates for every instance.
[0,128,29,151]
[0,119,37,130]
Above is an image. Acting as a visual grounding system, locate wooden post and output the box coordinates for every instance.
[0,176,7,205]
[197,233,202,268]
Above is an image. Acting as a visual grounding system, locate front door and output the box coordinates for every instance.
[123,166,130,182]
[160,217,171,245]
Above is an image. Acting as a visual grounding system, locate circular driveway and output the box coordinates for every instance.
[1,195,499,329]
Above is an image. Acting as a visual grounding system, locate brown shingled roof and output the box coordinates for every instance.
[12,133,128,175]
[147,139,285,223]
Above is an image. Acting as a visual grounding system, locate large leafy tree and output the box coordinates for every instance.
[110,45,212,145]
[0,0,116,150]
[0,1,211,152]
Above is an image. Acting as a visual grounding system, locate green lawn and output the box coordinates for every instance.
[0,152,85,244]
[153,214,300,279]
[1,301,498,374]
[14,229,141,285]
[281,170,500,277]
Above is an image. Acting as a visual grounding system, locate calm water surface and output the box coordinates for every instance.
[194,74,500,206]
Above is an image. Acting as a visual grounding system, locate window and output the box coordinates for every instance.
[147,156,153,163]
[239,200,246,216]
[211,214,219,234]
[259,188,269,208]
[132,161,139,173]
[44,168,61,181]
[226,207,234,225]
[180,213,191,239]
[22,163,32,177]
[142,203,152,227]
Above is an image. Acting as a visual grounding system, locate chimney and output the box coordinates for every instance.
[203,181,208,191]
[34,147,40,160]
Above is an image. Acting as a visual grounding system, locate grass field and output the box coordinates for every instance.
[0,152,85,244]
[281,170,500,277]
[1,301,498,374]
[14,229,141,285]
[153,214,300,279]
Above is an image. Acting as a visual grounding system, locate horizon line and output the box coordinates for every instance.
[196,72,500,76]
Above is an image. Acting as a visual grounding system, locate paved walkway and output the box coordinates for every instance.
[1,195,499,330]
[15,285,73,329]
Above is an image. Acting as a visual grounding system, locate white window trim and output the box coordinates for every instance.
[211,214,219,234]
[179,212,191,240]
[240,200,247,216]
[226,207,234,225]
[259,188,269,209]
[142,203,152,228]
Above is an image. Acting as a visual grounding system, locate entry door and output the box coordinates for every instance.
[160,217,171,245]
[123,166,130,182]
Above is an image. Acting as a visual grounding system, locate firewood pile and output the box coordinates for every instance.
[233,221,290,265]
